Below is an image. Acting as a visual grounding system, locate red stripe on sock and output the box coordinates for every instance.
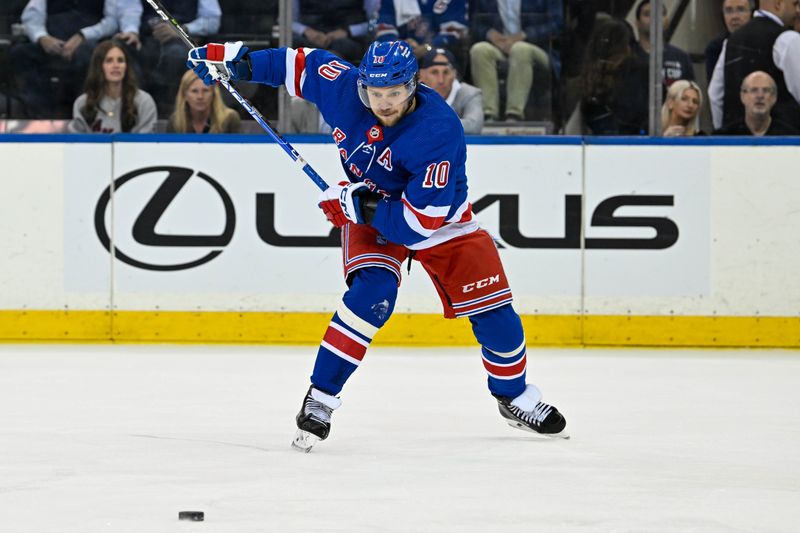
[323,326,367,361]
[482,354,526,377]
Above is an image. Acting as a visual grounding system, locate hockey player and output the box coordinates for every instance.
[186,40,567,451]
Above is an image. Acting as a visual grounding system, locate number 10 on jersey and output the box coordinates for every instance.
[422,161,450,188]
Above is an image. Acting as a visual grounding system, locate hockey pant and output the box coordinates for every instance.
[310,267,527,399]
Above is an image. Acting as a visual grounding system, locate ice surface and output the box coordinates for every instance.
[1,344,798,532]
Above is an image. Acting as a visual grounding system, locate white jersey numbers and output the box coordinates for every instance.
[422,161,450,188]
[318,60,350,81]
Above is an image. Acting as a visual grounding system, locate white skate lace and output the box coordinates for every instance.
[511,402,552,426]
[305,397,333,423]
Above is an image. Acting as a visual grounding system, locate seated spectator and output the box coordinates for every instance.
[68,40,156,133]
[167,69,240,133]
[139,0,221,116]
[633,0,694,87]
[558,0,599,120]
[661,79,703,136]
[292,0,370,64]
[113,0,144,52]
[285,96,332,134]
[714,71,799,135]
[704,0,752,81]
[9,0,116,117]
[709,0,800,130]
[374,0,468,59]
[418,47,483,134]
[579,18,648,135]
[469,0,563,121]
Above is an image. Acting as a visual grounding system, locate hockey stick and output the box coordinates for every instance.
[143,0,329,192]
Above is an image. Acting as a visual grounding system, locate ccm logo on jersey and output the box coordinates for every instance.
[463,275,500,293]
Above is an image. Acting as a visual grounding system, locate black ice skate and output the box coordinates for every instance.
[291,386,342,452]
[495,384,568,438]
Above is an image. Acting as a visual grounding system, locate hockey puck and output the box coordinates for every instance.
[178,511,204,521]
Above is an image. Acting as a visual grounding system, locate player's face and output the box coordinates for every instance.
[419,59,456,99]
[671,88,700,122]
[186,78,213,113]
[103,47,127,84]
[366,84,413,127]
[722,0,751,33]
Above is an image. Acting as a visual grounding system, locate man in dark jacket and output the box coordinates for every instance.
[292,0,370,63]
[633,0,694,88]
[714,71,799,135]
[704,0,753,80]
[9,0,109,117]
[138,0,221,115]
[709,0,800,130]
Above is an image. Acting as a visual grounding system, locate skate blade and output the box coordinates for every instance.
[506,420,570,439]
[291,429,320,452]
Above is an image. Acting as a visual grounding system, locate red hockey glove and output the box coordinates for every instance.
[318,181,371,227]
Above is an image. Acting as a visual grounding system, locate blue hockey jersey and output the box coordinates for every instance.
[248,46,478,249]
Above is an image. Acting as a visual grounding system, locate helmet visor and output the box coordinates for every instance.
[358,78,417,109]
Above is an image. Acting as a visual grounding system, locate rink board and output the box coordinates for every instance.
[0,135,798,346]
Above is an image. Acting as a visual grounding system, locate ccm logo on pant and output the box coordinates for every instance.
[463,275,500,293]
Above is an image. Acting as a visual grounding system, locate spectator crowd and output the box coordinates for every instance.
[0,0,798,136]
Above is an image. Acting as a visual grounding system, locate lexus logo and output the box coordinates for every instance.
[95,166,235,271]
[95,167,679,272]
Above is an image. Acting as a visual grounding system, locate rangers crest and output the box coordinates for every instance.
[367,125,384,144]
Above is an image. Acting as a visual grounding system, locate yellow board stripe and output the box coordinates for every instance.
[0,310,798,347]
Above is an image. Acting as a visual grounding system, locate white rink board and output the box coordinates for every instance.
[583,145,711,308]
[1,143,111,310]
[1,140,799,317]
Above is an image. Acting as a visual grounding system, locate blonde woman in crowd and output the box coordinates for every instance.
[661,80,704,136]
[167,69,241,133]
[69,40,157,133]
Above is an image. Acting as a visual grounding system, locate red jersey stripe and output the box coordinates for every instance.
[402,198,446,231]
[457,203,473,223]
[294,48,306,99]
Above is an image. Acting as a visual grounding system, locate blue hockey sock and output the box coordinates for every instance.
[469,304,527,398]
[311,268,398,395]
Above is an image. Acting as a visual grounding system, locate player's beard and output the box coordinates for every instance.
[375,97,416,127]
[376,111,401,127]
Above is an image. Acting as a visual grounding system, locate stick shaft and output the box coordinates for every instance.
[144,0,329,191]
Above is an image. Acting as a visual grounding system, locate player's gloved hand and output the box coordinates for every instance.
[186,41,251,85]
[318,181,380,227]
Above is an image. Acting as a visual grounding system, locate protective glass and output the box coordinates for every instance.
[357,78,417,109]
